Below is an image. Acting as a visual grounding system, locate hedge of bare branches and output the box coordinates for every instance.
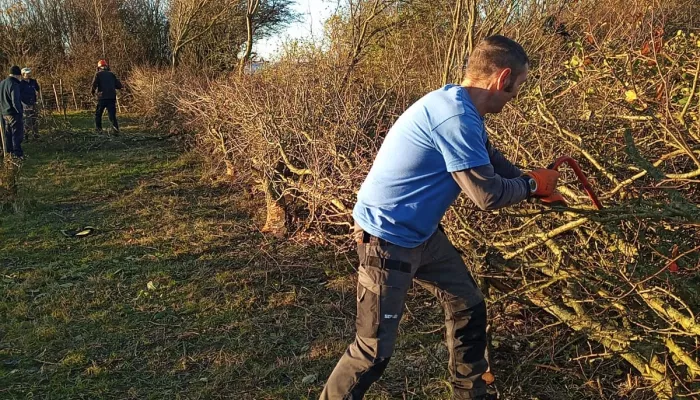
[131,0,700,397]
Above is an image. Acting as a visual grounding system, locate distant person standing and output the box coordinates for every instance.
[20,67,41,140]
[91,59,123,134]
[1,66,25,159]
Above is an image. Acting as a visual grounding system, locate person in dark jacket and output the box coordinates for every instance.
[1,66,25,158]
[20,67,41,140]
[91,59,123,134]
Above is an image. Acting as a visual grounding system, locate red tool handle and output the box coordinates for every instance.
[548,156,604,210]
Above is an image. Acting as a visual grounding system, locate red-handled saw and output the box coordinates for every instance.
[541,156,604,210]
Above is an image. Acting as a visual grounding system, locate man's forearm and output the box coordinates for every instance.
[452,164,529,210]
[486,140,522,178]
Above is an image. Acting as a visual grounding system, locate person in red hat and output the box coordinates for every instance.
[91,59,123,134]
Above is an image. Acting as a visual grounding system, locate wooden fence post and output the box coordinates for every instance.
[71,87,78,110]
[52,84,60,111]
[59,80,66,120]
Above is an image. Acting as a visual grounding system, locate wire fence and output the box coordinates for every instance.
[38,80,129,114]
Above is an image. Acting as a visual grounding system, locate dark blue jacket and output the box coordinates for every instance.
[0,76,23,116]
[91,69,122,100]
[20,78,40,106]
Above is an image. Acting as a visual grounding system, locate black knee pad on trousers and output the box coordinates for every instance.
[448,300,488,375]
[450,300,487,336]
[348,357,391,399]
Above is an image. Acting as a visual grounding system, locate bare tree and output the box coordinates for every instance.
[167,0,229,69]
[93,0,106,58]
[237,0,259,76]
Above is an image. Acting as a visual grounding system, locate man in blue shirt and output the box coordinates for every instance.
[320,36,560,400]
[20,68,41,140]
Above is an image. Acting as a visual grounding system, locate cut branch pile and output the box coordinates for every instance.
[447,26,700,398]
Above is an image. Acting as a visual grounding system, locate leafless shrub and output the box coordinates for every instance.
[129,67,185,132]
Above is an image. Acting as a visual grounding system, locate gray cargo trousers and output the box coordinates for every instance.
[320,225,488,399]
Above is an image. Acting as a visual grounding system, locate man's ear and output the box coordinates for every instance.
[496,68,512,91]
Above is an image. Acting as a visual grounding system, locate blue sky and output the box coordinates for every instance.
[256,0,336,59]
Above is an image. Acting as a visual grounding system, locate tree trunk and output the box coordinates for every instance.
[93,0,106,58]
[224,160,235,177]
[238,10,254,76]
[238,0,259,77]
[442,0,463,85]
[171,47,179,70]
[260,175,287,237]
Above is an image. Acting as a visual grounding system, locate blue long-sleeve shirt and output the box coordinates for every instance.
[20,78,40,106]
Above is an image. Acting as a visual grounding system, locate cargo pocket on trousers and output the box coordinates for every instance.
[376,274,408,341]
[356,280,379,338]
